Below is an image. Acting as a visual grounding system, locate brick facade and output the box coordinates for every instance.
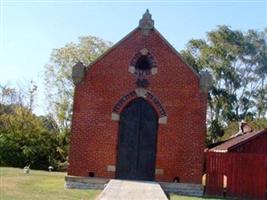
[67,18,208,184]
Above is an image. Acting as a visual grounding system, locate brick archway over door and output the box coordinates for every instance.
[111,88,167,124]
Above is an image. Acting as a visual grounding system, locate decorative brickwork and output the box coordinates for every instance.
[145,91,166,117]
[111,88,167,124]
[112,91,137,114]
[129,49,157,76]
[67,11,208,184]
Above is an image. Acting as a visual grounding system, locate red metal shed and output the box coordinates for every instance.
[206,127,267,199]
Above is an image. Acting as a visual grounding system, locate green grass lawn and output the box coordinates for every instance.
[0,167,223,200]
[0,167,100,200]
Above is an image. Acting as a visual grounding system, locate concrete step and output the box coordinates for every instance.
[96,179,168,200]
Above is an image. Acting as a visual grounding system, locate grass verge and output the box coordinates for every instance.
[1,167,223,200]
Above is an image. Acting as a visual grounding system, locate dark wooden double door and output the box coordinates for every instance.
[116,98,158,181]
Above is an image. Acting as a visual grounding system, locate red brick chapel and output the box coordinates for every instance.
[67,10,212,185]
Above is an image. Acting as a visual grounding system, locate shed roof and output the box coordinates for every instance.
[209,128,267,153]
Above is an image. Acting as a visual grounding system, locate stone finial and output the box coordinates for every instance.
[72,61,86,85]
[200,70,213,93]
[139,9,154,35]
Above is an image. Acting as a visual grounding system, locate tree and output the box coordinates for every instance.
[222,118,267,140]
[181,26,267,143]
[0,82,65,169]
[44,36,112,134]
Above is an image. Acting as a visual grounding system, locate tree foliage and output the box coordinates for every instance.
[1,36,112,170]
[0,83,65,169]
[44,36,112,133]
[222,117,267,140]
[181,26,267,143]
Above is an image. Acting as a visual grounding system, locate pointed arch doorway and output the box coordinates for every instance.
[116,98,158,181]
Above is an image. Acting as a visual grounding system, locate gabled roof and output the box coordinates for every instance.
[85,27,138,70]
[85,10,200,79]
[209,129,267,153]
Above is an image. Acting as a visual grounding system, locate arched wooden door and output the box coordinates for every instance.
[116,98,158,181]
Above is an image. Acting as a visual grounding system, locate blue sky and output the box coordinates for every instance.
[0,0,266,115]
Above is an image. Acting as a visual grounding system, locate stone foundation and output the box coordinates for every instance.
[159,182,203,197]
[65,176,203,197]
[65,176,109,190]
